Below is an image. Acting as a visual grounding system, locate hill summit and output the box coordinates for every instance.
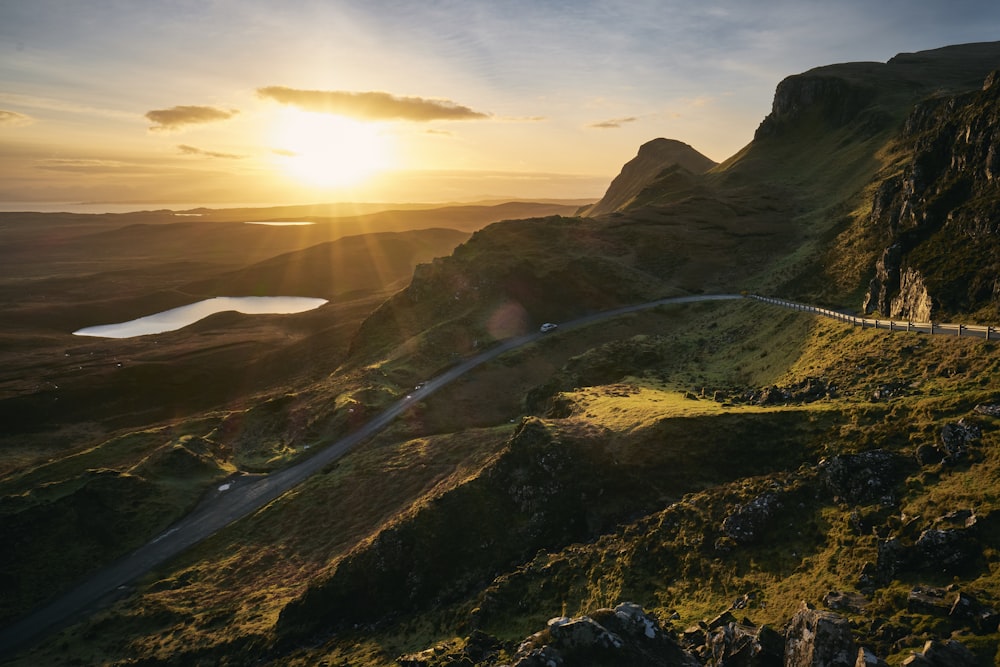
[581,138,717,216]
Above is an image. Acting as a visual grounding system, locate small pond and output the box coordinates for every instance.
[244,221,314,226]
[73,296,328,339]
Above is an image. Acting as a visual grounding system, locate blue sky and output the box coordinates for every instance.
[1,0,999,205]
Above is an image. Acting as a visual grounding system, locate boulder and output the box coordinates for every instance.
[949,591,1000,634]
[612,601,661,639]
[705,621,784,667]
[855,646,888,666]
[873,537,908,585]
[905,585,951,615]
[506,603,700,667]
[914,526,980,573]
[721,492,784,545]
[823,590,869,613]
[939,419,981,461]
[914,444,945,466]
[902,639,978,667]
[819,450,902,505]
[784,602,857,667]
[547,616,622,651]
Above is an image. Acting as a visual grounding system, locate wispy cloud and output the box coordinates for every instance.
[36,158,129,173]
[178,144,244,159]
[0,93,134,120]
[145,105,239,131]
[257,86,490,122]
[588,116,638,129]
[0,109,34,127]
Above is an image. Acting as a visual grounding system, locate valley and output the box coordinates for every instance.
[3,41,1000,667]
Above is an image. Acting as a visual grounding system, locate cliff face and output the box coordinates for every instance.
[754,74,881,139]
[582,138,717,217]
[862,70,1000,320]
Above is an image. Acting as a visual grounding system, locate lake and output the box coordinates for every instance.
[73,296,328,339]
[244,221,315,226]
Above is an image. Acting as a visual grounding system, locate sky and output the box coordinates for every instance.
[1,0,999,207]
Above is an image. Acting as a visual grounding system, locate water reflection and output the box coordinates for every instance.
[74,296,328,338]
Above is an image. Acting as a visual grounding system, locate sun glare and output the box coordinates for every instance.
[272,109,391,188]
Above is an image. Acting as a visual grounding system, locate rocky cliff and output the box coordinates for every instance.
[862,70,1000,321]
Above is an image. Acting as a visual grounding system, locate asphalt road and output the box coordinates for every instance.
[0,292,742,660]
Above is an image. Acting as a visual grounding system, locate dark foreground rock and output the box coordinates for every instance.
[784,602,857,667]
[509,602,700,667]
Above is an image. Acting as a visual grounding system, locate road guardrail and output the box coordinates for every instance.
[747,294,997,340]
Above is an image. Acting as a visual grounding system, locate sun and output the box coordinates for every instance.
[271,108,391,188]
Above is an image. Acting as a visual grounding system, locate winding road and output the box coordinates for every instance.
[0,291,992,660]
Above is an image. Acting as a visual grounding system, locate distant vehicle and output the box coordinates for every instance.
[540,323,558,333]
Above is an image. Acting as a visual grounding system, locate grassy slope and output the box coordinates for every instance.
[15,298,1000,666]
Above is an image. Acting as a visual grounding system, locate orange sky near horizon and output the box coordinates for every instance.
[2,1,999,208]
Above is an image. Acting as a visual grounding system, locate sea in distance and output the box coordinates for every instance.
[0,202,276,214]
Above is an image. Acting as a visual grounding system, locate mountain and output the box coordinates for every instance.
[6,42,1000,667]
[581,138,718,217]
[182,228,471,299]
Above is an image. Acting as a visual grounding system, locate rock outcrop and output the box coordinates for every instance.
[503,602,701,667]
[862,69,1000,318]
[784,602,857,667]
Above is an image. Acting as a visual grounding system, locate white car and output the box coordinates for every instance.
[540,323,558,333]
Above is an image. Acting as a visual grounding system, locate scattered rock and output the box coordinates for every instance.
[973,403,1000,417]
[705,620,784,667]
[871,513,983,583]
[873,537,908,585]
[914,526,981,573]
[819,450,903,505]
[824,590,869,613]
[742,378,835,406]
[730,590,763,611]
[939,419,982,461]
[914,444,945,466]
[901,639,978,667]
[856,646,889,667]
[548,615,622,651]
[504,603,700,667]
[720,492,784,545]
[906,585,951,615]
[784,602,857,667]
[949,590,1000,634]
[871,382,908,401]
[398,631,503,667]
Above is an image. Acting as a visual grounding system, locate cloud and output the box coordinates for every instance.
[257,86,490,122]
[145,105,238,131]
[588,116,638,129]
[177,144,244,159]
[35,158,129,173]
[0,109,34,127]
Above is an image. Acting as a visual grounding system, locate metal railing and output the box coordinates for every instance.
[748,294,997,340]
